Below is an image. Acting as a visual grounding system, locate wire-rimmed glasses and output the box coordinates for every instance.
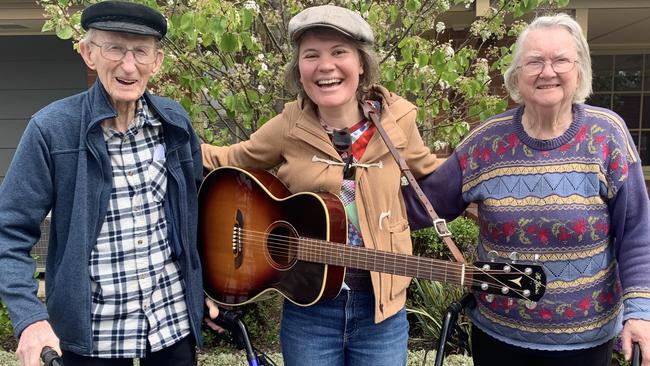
[518,58,578,76]
[89,41,157,64]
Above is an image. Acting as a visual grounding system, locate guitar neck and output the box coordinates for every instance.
[297,237,469,286]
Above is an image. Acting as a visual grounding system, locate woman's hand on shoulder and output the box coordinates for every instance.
[201,143,220,171]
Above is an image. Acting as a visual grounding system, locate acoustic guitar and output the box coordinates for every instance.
[198,166,546,307]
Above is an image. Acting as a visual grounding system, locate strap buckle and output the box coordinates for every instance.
[433,218,451,237]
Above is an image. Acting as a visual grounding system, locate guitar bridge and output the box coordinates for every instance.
[233,209,244,268]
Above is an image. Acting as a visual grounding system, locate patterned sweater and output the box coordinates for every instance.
[405,104,650,350]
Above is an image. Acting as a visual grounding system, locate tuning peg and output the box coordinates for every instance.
[488,250,498,263]
[509,251,518,263]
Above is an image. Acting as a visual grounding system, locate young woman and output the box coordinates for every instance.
[201,5,440,365]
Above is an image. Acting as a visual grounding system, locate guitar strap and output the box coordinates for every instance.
[362,100,466,264]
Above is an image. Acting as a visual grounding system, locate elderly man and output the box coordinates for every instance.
[0,1,217,365]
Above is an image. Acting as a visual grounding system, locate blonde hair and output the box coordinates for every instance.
[504,13,592,104]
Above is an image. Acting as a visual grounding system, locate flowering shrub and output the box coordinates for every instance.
[39,0,568,148]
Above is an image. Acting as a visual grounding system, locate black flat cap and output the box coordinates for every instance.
[81,1,167,40]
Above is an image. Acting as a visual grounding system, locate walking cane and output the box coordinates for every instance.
[434,293,475,366]
[41,346,63,366]
[633,342,642,366]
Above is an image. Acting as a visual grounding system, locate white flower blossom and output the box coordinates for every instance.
[260,63,268,71]
[433,140,449,151]
[438,80,450,90]
[257,84,266,94]
[243,0,260,13]
[436,22,446,34]
[257,53,265,61]
[443,44,455,59]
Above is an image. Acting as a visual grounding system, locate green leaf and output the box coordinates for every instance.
[430,101,439,117]
[220,33,240,53]
[383,68,396,82]
[194,13,207,31]
[180,12,194,32]
[400,45,413,63]
[406,77,420,92]
[241,31,253,50]
[406,0,421,12]
[389,5,399,23]
[441,98,450,111]
[246,89,260,102]
[209,16,227,34]
[204,129,214,144]
[56,25,73,40]
[241,9,254,29]
[417,53,429,68]
[41,20,54,33]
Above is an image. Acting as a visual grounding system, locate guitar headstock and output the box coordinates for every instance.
[471,261,546,301]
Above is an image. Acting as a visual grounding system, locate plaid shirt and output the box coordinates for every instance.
[89,98,190,358]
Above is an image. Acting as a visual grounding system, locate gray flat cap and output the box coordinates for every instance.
[288,5,374,45]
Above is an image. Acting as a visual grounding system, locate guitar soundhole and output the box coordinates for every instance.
[266,221,298,270]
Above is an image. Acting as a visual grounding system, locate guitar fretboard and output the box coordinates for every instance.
[297,237,469,285]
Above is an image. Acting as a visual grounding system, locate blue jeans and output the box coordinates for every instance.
[280,290,409,366]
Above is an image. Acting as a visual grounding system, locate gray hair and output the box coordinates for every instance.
[284,27,380,103]
[504,13,592,104]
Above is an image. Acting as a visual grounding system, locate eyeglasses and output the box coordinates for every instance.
[518,58,578,76]
[332,128,356,180]
[90,41,157,64]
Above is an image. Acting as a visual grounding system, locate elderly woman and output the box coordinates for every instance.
[201,5,439,366]
[405,13,650,366]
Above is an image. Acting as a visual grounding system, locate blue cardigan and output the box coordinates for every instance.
[0,81,205,354]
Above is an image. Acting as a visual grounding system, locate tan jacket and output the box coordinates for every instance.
[202,85,440,322]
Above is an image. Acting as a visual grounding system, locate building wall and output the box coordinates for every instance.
[0,35,86,270]
[0,35,87,185]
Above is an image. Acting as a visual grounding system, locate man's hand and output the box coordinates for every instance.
[204,297,224,333]
[622,319,650,366]
[15,320,60,366]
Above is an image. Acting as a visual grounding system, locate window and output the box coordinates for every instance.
[588,54,649,172]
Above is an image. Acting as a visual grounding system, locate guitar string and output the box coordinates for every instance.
[238,230,534,299]
[238,228,541,282]
[217,227,545,299]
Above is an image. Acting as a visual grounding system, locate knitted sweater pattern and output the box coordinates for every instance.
[460,104,638,348]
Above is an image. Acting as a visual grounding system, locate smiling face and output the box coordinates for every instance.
[297,31,364,115]
[516,27,579,110]
[80,30,163,109]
